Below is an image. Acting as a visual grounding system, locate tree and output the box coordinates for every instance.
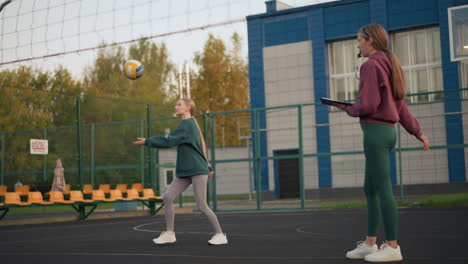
[192,33,250,146]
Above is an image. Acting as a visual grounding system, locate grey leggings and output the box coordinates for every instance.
[163,174,223,234]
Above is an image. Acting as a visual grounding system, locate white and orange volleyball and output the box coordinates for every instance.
[123,60,144,80]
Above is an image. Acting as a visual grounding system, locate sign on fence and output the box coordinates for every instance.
[30,139,48,155]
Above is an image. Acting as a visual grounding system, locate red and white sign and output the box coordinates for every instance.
[30,139,48,155]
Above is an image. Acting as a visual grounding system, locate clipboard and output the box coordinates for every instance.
[320,97,352,106]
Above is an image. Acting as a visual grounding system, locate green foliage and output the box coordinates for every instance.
[1,33,251,187]
[192,33,250,147]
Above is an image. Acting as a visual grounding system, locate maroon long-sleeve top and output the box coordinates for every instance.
[344,51,422,139]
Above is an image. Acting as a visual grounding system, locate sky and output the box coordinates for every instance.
[0,0,339,80]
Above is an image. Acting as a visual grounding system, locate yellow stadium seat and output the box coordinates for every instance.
[110,190,133,201]
[83,184,93,195]
[131,183,143,193]
[98,184,111,194]
[28,192,54,205]
[64,184,71,194]
[142,188,163,200]
[15,185,30,196]
[48,191,74,204]
[69,191,94,203]
[115,184,128,194]
[126,189,145,200]
[5,192,31,206]
[0,185,7,196]
[92,190,115,202]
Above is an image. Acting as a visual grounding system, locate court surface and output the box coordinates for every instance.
[1,207,467,264]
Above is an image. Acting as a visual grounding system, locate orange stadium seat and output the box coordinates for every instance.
[69,191,94,203]
[48,191,74,204]
[92,190,115,202]
[110,190,133,201]
[28,192,54,205]
[5,192,31,206]
[131,183,143,193]
[142,189,163,200]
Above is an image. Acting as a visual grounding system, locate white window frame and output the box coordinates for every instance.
[391,27,443,103]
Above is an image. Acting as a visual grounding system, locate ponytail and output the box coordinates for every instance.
[193,117,209,163]
[384,50,406,100]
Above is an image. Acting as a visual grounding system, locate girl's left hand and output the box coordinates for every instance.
[333,103,346,110]
[208,171,214,179]
[133,138,146,146]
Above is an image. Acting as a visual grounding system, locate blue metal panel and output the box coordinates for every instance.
[439,0,466,181]
[387,0,439,30]
[323,1,370,40]
[247,19,270,190]
[310,9,333,188]
[370,0,387,26]
[264,17,310,47]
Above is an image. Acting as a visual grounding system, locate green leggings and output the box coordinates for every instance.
[361,123,398,241]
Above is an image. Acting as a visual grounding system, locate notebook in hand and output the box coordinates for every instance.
[320,97,352,106]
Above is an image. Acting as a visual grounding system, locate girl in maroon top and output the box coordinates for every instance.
[333,24,430,262]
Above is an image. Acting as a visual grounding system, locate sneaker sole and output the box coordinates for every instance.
[346,255,365,259]
[364,257,403,262]
[153,240,176,245]
[208,241,228,245]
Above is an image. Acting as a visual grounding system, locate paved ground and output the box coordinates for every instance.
[1,207,467,264]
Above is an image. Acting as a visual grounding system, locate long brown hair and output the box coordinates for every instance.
[359,24,406,100]
[180,98,208,162]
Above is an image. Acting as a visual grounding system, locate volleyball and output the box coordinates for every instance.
[123,60,144,80]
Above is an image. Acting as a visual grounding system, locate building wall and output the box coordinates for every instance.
[158,147,251,196]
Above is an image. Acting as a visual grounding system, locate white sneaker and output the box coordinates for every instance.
[153,231,176,244]
[364,242,403,262]
[208,233,228,245]
[346,241,378,259]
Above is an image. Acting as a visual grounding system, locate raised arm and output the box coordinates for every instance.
[145,122,189,148]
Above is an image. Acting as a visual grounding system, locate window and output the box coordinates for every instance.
[164,168,175,187]
[392,27,443,103]
[328,39,366,101]
[460,61,468,98]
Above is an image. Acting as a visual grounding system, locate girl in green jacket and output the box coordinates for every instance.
[133,98,227,245]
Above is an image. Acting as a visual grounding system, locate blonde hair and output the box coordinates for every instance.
[359,24,406,100]
[180,98,208,162]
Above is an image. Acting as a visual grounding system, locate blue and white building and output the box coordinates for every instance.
[246,0,468,198]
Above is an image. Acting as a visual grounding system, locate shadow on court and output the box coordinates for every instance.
[1,207,467,264]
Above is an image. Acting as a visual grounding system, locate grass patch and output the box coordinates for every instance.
[410,192,468,207]
[318,192,468,210]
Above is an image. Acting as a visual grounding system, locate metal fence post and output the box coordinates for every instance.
[91,123,95,186]
[209,114,217,211]
[43,128,47,181]
[203,111,211,207]
[147,104,154,192]
[140,120,145,187]
[254,109,262,210]
[76,96,83,189]
[1,133,4,186]
[298,105,305,209]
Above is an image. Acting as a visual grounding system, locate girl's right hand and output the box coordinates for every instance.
[419,134,430,151]
[133,138,146,146]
